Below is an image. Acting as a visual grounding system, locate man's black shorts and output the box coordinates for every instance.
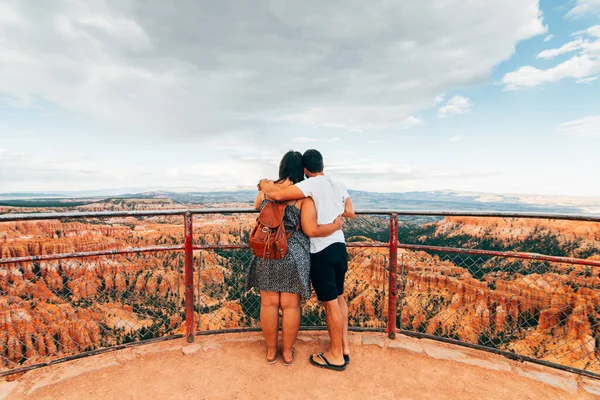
[310,242,348,302]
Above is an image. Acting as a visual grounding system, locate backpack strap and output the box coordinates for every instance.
[286,223,300,239]
[287,210,300,239]
[257,202,287,228]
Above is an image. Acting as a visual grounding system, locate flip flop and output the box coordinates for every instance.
[282,347,295,367]
[344,354,350,365]
[309,353,346,371]
[266,347,278,365]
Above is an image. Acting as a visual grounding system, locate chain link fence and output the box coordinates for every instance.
[396,247,600,375]
[189,213,389,332]
[192,246,388,332]
[1,252,184,373]
[1,211,599,379]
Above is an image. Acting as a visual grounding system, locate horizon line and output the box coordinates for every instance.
[1,187,600,201]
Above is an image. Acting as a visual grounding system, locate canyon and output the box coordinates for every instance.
[1,207,599,375]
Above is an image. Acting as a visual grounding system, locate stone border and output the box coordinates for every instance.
[359,333,595,396]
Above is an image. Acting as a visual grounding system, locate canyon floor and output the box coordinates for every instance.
[2,332,599,400]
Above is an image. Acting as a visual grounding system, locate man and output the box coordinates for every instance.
[259,149,355,371]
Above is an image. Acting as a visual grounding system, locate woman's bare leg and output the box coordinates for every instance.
[280,292,301,362]
[260,290,280,361]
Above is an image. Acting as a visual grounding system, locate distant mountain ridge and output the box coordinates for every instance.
[1,189,599,214]
[347,190,600,214]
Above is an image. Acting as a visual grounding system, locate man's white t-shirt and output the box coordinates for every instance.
[296,175,350,254]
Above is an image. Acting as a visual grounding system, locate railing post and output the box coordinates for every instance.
[387,213,399,339]
[184,211,195,343]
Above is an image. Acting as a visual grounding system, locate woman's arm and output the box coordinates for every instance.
[301,198,343,237]
[254,191,264,210]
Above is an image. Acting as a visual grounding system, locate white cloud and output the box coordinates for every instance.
[280,108,423,131]
[438,96,472,117]
[503,55,600,89]
[0,1,546,135]
[577,76,598,83]
[0,148,274,192]
[503,26,600,89]
[326,162,497,192]
[449,135,464,142]
[544,34,554,42]
[365,140,389,144]
[0,94,38,109]
[557,116,600,137]
[0,3,22,23]
[587,25,600,37]
[293,137,340,143]
[0,145,501,193]
[566,0,600,18]
[573,25,600,38]
[537,38,585,59]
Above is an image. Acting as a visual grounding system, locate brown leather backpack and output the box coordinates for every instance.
[249,201,297,260]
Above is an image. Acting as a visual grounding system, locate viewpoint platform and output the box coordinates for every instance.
[2,332,599,399]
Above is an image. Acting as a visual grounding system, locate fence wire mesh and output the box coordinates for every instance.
[397,249,600,374]
[189,213,387,331]
[0,252,184,372]
[193,245,387,331]
[1,211,599,380]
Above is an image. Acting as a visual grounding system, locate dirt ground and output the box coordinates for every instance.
[3,332,599,400]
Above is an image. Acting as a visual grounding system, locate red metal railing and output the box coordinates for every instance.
[386,213,398,339]
[184,212,194,343]
[1,209,600,380]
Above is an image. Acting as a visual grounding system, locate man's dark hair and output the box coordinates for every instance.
[302,149,324,173]
[276,150,305,184]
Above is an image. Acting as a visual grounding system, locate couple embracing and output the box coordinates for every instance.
[246,149,354,371]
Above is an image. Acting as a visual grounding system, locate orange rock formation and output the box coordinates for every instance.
[1,211,598,375]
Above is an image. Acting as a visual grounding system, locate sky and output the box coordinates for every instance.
[0,0,599,197]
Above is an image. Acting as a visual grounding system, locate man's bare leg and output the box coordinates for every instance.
[260,290,280,362]
[338,295,350,357]
[311,298,345,366]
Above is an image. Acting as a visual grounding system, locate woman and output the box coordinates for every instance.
[246,150,341,366]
